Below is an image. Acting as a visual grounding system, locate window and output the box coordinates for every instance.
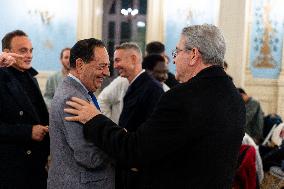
[103,0,147,76]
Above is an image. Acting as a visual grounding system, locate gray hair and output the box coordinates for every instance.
[115,42,142,57]
[181,24,226,66]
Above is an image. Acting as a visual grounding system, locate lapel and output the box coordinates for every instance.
[5,68,41,122]
[124,72,147,100]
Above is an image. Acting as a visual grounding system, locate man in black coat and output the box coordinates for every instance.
[65,24,245,189]
[0,30,49,189]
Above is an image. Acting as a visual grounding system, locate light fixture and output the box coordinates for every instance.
[121,8,139,17]
[137,21,145,27]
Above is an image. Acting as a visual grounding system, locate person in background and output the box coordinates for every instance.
[142,54,170,91]
[238,88,264,145]
[47,38,114,189]
[112,42,164,189]
[98,75,129,124]
[64,24,245,189]
[145,41,179,88]
[0,30,49,189]
[44,47,70,109]
[242,133,264,184]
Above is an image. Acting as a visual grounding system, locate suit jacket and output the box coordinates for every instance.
[84,66,246,189]
[0,67,49,188]
[48,76,115,189]
[119,71,164,132]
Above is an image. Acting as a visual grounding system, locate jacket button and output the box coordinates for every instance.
[26,150,32,155]
[19,111,24,116]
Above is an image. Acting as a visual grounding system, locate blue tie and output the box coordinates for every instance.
[88,91,101,111]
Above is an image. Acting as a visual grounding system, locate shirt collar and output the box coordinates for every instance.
[130,69,145,85]
[68,73,89,94]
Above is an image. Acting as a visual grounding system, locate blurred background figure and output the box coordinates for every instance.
[145,41,179,88]
[238,88,264,145]
[44,47,71,109]
[142,54,170,91]
[98,76,129,124]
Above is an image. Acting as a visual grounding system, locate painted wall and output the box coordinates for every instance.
[164,0,220,73]
[0,0,77,71]
[248,0,284,79]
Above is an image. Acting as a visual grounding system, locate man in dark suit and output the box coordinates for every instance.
[113,42,164,188]
[65,24,245,189]
[0,30,49,188]
[115,42,164,132]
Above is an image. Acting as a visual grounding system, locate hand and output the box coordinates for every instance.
[32,125,49,141]
[64,97,101,124]
[0,52,23,67]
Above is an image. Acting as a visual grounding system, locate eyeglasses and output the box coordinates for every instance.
[171,48,192,59]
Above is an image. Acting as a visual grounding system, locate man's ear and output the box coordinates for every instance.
[3,48,10,53]
[189,48,199,66]
[130,54,137,64]
[75,58,84,71]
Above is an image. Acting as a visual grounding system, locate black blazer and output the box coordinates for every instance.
[84,66,245,189]
[119,71,164,132]
[0,67,49,188]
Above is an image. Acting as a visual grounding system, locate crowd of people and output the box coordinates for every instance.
[0,24,283,189]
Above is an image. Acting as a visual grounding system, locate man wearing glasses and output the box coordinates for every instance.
[64,24,245,189]
[47,38,114,189]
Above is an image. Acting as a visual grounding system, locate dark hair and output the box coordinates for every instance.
[145,41,165,55]
[69,38,105,68]
[60,47,71,59]
[142,54,165,70]
[2,30,27,51]
[237,88,246,95]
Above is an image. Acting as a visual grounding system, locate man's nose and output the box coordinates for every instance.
[25,51,33,59]
[103,67,110,77]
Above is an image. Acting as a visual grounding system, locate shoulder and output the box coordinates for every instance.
[54,78,87,102]
[247,97,261,107]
